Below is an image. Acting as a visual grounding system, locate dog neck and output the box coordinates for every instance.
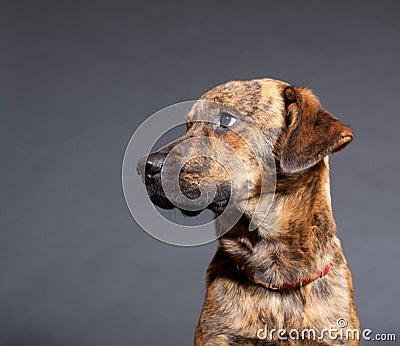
[218,157,338,289]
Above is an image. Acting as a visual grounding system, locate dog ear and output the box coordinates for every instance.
[280,86,354,174]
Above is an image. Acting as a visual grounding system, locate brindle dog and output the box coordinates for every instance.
[139,79,360,345]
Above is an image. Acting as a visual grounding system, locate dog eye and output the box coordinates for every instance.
[219,112,237,128]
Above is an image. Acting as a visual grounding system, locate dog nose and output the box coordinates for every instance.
[145,152,166,178]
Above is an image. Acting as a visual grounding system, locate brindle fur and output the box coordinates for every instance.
[142,79,360,345]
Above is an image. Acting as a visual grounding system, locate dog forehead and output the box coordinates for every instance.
[187,79,288,124]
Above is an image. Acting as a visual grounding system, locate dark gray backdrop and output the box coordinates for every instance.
[1,1,399,345]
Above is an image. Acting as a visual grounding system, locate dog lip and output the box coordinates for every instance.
[214,198,229,205]
[148,192,175,209]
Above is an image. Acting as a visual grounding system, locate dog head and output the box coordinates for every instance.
[137,79,353,217]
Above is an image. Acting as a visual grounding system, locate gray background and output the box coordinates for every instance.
[1,1,399,345]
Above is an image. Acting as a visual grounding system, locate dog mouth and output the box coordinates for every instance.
[151,194,230,215]
[208,197,229,213]
[145,176,231,214]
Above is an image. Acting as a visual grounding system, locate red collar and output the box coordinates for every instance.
[237,262,332,290]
